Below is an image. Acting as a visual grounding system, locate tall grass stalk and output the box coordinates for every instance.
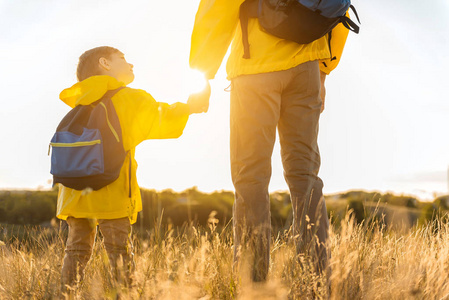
[1,212,449,299]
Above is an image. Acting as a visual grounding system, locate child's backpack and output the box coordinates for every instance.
[239,0,361,58]
[49,87,128,191]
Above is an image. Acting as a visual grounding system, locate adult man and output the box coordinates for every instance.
[190,0,350,281]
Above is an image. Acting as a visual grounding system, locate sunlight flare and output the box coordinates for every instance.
[183,69,207,95]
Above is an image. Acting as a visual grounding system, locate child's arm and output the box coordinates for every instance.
[114,88,191,149]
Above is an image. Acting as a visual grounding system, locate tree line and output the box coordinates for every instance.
[1,188,448,229]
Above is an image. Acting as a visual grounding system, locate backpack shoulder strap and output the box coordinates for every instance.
[340,5,360,33]
[91,86,126,107]
[101,86,126,102]
[240,0,259,59]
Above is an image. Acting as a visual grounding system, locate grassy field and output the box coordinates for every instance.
[1,212,449,299]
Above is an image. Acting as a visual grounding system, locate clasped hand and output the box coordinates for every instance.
[187,81,211,114]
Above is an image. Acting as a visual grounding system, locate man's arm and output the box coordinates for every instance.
[319,14,351,76]
[190,0,244,80]
[318,12,352,112]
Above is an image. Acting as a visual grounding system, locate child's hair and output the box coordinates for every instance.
[76,46,122,82]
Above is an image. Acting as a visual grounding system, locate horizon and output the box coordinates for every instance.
[0,185,444,203]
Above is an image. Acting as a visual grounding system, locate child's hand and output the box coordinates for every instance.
[187,81,211,114]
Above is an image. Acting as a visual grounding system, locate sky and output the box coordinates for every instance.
[1,0,448,201]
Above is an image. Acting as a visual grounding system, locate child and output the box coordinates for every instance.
[56,46,209,289]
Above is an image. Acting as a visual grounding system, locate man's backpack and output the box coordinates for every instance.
[49,87,128,191]
[239,0,360,58]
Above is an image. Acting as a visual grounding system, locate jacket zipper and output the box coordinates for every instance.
[128,153,132,198]
[99,102,120,142]
[48,140,101,155]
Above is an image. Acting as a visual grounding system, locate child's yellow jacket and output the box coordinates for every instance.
[190,0,350,79]
[56,75,190,223]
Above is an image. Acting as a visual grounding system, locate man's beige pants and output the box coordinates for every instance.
[231,60,329,281]
[61,217,134,289]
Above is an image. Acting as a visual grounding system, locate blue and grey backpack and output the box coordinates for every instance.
[49,87,129,191]
[240,0,360,58]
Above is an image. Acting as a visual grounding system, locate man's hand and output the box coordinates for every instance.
[320,71,327,113]
[187,80,211,114]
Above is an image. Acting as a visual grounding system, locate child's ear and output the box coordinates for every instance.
[99,57,111,71]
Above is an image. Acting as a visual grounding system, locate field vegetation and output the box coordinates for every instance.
[1,188,449,299]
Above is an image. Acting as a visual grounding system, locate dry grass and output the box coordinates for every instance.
[1,212,449,299]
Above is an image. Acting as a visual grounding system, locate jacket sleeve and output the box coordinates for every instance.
[190,0,245,80]
[319,13,351,75]
[115,89,190,150]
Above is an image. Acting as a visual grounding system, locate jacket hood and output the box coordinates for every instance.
[59,75,125,108]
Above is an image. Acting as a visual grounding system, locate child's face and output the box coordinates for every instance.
[102,52,134,85]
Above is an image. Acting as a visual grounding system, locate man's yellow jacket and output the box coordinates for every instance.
[190,0,350,79]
